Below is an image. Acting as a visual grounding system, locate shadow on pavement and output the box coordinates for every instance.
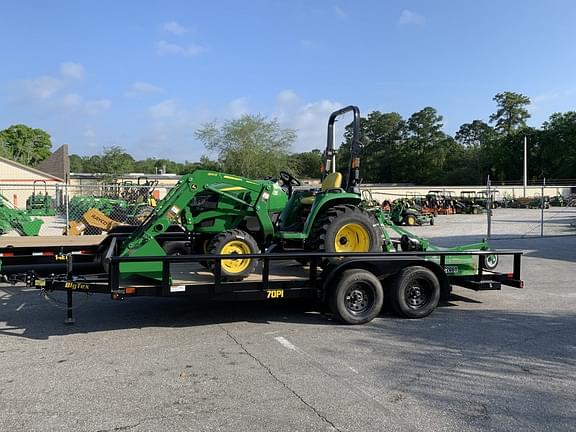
[356,308,576,431]
[0,284,491,340]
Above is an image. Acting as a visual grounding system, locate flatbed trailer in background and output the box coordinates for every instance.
[0,235,523,324]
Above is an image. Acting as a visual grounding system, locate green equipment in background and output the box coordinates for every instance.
[388,198,434,226]
[0,194,44,236]
[26,180,56,216]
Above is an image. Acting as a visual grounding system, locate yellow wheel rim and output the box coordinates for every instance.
[407,215,416,226]
[220,240,252,273]
[334,223,370,252]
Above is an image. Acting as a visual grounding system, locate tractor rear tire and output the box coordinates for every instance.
[207,229,259,282]
[310,205,382,254]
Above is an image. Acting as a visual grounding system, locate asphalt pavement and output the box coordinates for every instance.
[1,209,575,431]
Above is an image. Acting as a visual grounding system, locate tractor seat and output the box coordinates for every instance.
[301,172,343,205]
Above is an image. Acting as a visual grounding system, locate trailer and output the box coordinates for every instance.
[0,233,523,325]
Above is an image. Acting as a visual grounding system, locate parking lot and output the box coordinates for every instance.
[1,209,575,432]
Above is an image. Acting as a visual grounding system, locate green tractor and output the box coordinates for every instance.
[26,180,56,216]
[118,105,496,283]
[120,106,382,281]
[388,198,434,226]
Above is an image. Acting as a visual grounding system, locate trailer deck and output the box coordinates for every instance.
[0,235,106,248]
[8,246,523,325]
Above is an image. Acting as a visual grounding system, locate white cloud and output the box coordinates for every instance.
[398,9,425,25]
[155,40,205,57]
[149,99,178,119]
[85,99,112,115]
[277,89,300,106]
[61,93,82,108]
[228,97,249,118]
[84,128,96,138]
[140,99,213,159]
[334,6,347,18]
[125,81,163,97]
[274,91,343,152]
[162,21,189,35]
[60,62,85,80]
[23,76,62,100]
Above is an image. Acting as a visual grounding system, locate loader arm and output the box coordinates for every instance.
[119,170,274,259]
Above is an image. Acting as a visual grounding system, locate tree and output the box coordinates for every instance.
[455,120,496,183]
[539,112,576,179]
[69,154,84,173]
[98,146,135,178]
[489,91,531,134]
[195,114,297,178]
[0,124,52,166]
[293,150,322,178]
[359,112,407,183]
[404,107,449,184]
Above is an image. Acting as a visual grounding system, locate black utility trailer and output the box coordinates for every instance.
[1,241,524,325]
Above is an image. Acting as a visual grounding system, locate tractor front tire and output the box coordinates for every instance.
[311,205,382,254]
[404,214,418,226]
[208,230,259,282]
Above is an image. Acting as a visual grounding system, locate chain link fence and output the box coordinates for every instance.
[487,185,576,239]
[1,179,575,240]
[0,181,171,237]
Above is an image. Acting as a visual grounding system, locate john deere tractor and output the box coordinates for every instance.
[119,106,382,281]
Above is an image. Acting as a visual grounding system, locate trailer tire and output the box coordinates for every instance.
[208,229,259,282]
[329,269,384,324]
[390,266,440,319]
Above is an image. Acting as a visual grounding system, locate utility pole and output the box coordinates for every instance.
[541,177,545,237]
[523,136,527,198]
[486,175,492,240]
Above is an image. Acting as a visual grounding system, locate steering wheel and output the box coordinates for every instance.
[279,171,301,197]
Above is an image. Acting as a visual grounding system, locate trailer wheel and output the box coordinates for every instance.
[329,269,384,324]
[390,266,440,319]
[208,229,259,281]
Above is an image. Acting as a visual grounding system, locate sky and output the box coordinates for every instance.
[0,0,575,162]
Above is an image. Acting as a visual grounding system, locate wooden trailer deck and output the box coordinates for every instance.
[165,260,311,286]
[0,235,106,249]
